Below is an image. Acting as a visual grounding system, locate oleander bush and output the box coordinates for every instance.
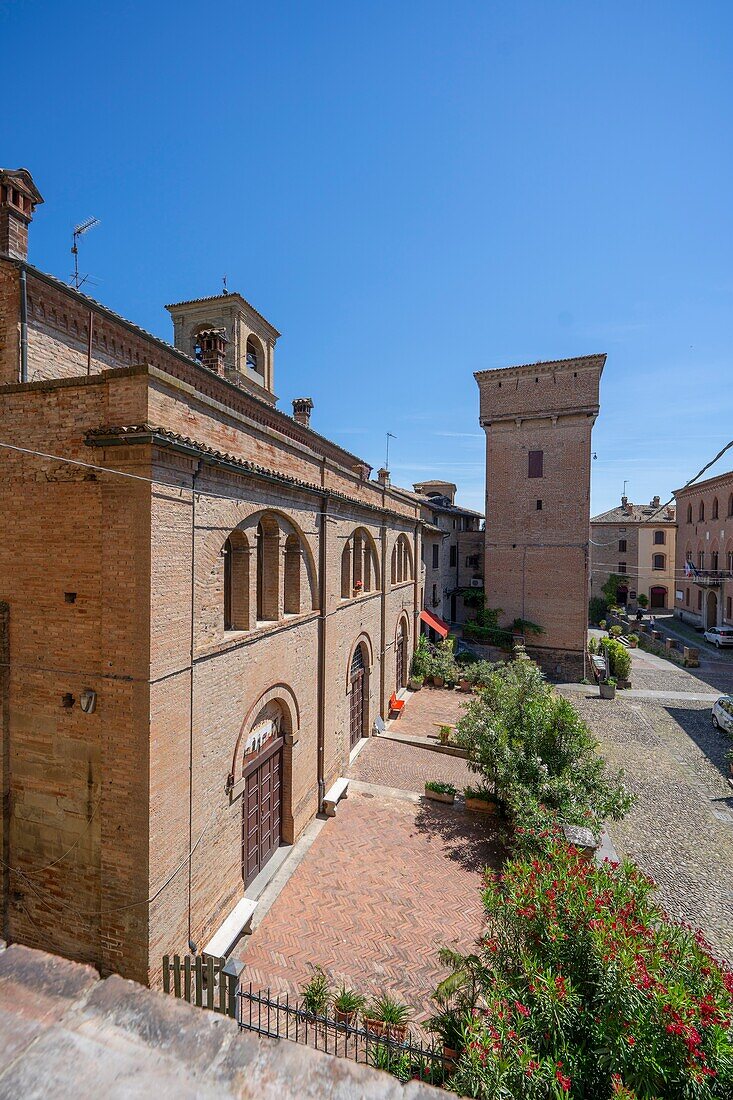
[438,835,733,1098]
[455,657,633,832]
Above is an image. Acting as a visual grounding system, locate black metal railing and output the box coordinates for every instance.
[237,984,448,1086]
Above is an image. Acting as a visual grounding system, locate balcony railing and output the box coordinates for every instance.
[691,570,729,588]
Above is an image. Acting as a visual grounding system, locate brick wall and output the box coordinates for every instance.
[0,362,422,984]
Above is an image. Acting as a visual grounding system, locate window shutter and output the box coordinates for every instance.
[528,450,543,478]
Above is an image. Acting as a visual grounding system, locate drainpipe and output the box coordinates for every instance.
[19,268,28,383]
[317,495,328,809]
[187,459,201,946]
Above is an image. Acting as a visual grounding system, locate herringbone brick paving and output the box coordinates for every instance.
[389,686,469,740]
[241,784,504,1026]
[348,736,474,794]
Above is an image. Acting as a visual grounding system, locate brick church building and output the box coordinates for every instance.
[0,169,423,984]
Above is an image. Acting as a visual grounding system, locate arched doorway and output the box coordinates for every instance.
[706,589,718,629]
[240,703,284,886]
[650,586,667,610]
[396,619,407,692]
[349,645,367,749]
[617,586,628,606]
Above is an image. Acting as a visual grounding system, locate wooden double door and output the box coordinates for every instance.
[242,737,283,886]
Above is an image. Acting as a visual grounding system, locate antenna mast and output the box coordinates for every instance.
[385,431,396,471]
[71,217,100,290]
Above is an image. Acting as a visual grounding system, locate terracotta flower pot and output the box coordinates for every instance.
[443,1045,459,1074]
[458,679,472,693]
[465,796,497,814]
[425,788,455,804]
[433,675,444,688]
[334,1007,357,1027]
[363,1018,408,1041]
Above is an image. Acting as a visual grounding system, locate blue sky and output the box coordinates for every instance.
[2,0,732,513]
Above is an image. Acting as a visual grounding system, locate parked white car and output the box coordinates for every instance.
[703,626,733,648]
[711,696,733,734]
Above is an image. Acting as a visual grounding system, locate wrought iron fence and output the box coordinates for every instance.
[237,984,449,1086]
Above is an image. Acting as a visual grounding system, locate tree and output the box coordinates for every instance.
[455,656,633,828]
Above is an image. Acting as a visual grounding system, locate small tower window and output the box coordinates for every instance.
[528,450,543,478]
[246,335,263,374]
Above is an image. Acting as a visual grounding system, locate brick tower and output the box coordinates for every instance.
[474,354,605,680]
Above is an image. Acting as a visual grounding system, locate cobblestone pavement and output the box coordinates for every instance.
[348,736,475,794]
[570,666,733,962]
[241,788,502,1027]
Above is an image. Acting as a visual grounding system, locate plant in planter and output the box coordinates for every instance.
[363,992,412,1040]
[598,618,607,631]
[608,624,623,638]
[587,635,598,654]
[438,724,453,745]
[626,632,639,648]
[599,676,617,700]
[408,673,424,691]
[637,592,649,608]
[299,965,331,1017]
[463,784,497,813]
[332,983,366,1026]
[425,780,457,804]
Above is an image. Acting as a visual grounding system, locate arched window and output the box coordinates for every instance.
[342,527,380,597]
[283,533,301,614]
[652,553,665,571]
[224,530,251,631]
[729,494,733,518]
[246,334,264,374]
[699,501,705,521]
[391,534,413,584]
[685,546,692,562]
[341,541,352,598]
[711,549,719,571]
[687,503,693,524]
[256,515,281,621]
[712,497,719,519]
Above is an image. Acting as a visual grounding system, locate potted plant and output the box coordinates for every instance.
[408,673,424,691]
[458,676,472,693]
[626,633,639,649]
[352,579,363,597]
[599,677,617,700]
[438,724,453,745]
[598,619,607,631]
[299,965,331,1017]
[425,780,456,805]
[428,1008,464,1074]
[432,672,445,689]
[463,784,497,813]
[332,983,366,1027]
[363,992,412,1041]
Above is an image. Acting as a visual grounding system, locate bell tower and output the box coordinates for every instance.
[165,291,280,405]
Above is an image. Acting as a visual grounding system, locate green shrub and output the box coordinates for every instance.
[637,593,649,608]
[609,624,623,638]
[442,836,733,1099]
[410,635,431,678]
[464,659,498,687]
[600,637,632,681]
[588,636,598,654]
[589,596,609,624]
[455,656,633,830]
[599,619,607,631]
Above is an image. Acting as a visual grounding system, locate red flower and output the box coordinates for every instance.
[555,1069,572,1090]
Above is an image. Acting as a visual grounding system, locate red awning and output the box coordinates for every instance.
[420,609,449,638]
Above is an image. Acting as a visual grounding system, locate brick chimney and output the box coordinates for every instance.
[0,168,44,260]
[377,468,390,487]
[650,495,660,507]
[292,397,313,427]
[196,328,228,375]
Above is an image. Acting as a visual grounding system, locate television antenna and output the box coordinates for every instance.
[71,216,100,290]
[385,431,396,471]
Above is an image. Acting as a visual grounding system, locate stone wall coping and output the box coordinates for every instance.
[0,943,442,1098]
